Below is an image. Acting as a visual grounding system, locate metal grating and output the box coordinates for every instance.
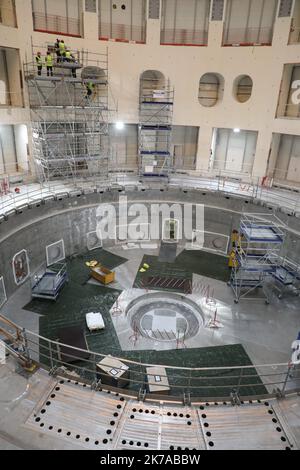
[278,0,293,17]
[85,0,97,12]
[149,0,160,19]
[211,0,224,21]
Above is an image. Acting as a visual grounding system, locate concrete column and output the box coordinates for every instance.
[146,0,161,47]
[83,11,99,41]
[272,14,292,48]
[252,129,273,177]
[195,125,213,171]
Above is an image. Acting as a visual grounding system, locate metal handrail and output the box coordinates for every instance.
[0,314,298,401]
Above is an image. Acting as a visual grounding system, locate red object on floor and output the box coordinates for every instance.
[15,187,20,193]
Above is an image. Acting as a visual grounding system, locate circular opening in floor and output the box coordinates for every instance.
[126,292,204,342]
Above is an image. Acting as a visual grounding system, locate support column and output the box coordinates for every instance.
[146,0,161,46]
[252,130,273,177]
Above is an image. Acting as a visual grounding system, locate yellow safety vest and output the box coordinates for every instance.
[64,51,71,59]
[87,82,94,91]
[45,54,53,66]
[59,42,65,52]
[228,250,238,268]
[36,55,42,65]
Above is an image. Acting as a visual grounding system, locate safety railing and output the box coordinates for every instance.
[32,12,81,38]
[0,313,298,402]
[223,27,273,46]
[99,22,146,43]
[160,28,208,46]
[0,3,17,28]
[2,167,300,217]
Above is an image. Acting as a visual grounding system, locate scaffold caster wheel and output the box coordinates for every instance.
[278,294,282,299]
[234,299,239,304]
[265,300,270,305]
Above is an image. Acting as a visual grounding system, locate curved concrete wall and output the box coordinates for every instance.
[1,187,300,298]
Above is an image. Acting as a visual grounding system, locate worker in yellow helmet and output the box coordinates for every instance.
[35,51,43,76]
[64,49,72,62]
[45,51,53,77]
[59,39,66,57]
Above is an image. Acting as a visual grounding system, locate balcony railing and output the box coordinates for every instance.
[99,22,146,43]
[160,28,208,46]
[223,27,273,46]
[1,313,299,402]
[32,12,81,38]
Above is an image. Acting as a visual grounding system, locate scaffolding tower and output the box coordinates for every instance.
[230,214,285,303]
[138,77,174,179]
[24,41,111,183]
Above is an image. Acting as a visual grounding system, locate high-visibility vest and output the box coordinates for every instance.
[87,82,94,91]
[59,41,65,52]
[45,54,53,66]
[35,55,42,65]
[228,250,238,268]
[64,51,71,59]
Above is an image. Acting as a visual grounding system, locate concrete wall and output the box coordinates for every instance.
[1,188,300,302]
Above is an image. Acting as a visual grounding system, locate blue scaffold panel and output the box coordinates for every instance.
[240,224,284,243]
[140,151,170,155]
[141,101,173,105]
[141,125,172,131]
[272,266,300,285]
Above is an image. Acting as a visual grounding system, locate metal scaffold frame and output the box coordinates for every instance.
[24,40,112,183]
[138,73,174,179]
[229,213,286,303]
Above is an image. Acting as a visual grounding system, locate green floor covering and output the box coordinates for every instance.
[23,250,266,398]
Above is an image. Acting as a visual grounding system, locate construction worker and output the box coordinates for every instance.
[231,229,239,248]
[59,39,66,58]
[85,81,95,99]
[35,51,43,76]
[228,250,238,269]
[55,38,61,62]
[63,49,72,62]
[45,51,53,77]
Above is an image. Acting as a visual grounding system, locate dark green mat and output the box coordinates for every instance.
[175,249,230,282]
[24,252,265,398]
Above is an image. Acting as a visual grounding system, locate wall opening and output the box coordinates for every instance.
[223,0,278,46]
[211,128,257,175]
[289,0,300,44]
[98,0,146,43]
[0,0,17,27]
[160,0,210,45]
[233,75,253,103]
[268,133,300,183]
[198,73,224,107]
[32,0,82,37]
